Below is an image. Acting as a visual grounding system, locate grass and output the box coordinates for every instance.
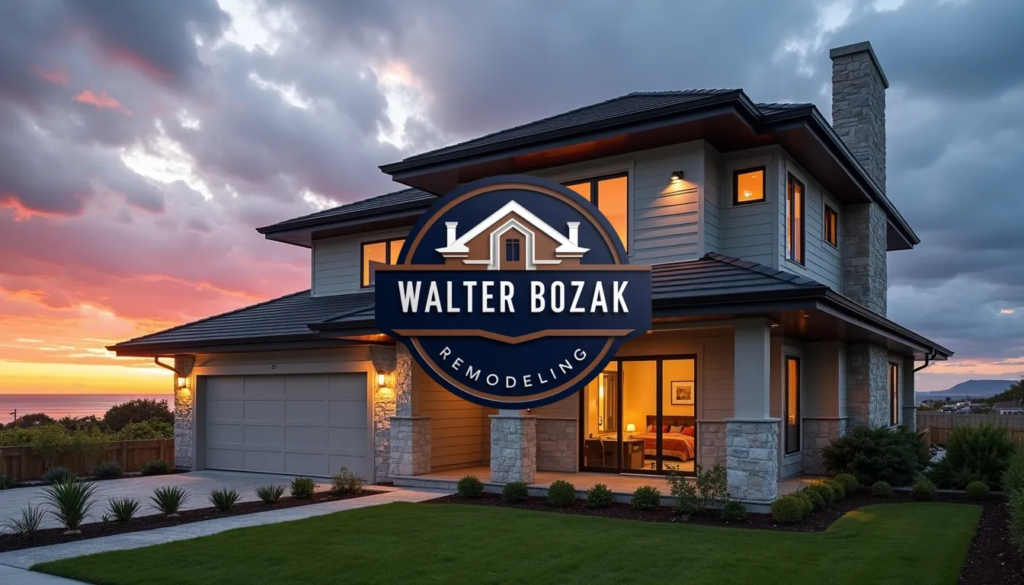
[35,502,980,585]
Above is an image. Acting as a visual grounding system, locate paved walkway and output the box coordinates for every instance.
[0,470,330,530]
[0,485,446,571]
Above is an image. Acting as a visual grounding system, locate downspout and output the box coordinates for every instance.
[154,356,182,376]
[914,349,938,373]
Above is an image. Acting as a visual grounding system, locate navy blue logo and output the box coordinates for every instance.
[375,175,651,409]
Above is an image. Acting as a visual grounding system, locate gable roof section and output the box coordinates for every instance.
[257,187,437,238]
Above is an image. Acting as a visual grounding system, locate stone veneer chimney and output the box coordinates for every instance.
[831,41,889,316]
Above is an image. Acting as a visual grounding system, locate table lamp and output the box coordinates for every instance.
[625,423,636,438]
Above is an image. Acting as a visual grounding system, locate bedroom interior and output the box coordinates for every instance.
[581,357,698,474]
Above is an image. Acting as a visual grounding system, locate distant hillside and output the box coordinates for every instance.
[917,379,1015,403]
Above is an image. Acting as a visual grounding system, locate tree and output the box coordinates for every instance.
[70,428,109,473]
[32,424,70,470]
[985,377,1024,405]
[103,398,173,432]
[9,412,55,428]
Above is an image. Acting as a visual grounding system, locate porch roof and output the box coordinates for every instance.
[108,254,951,360]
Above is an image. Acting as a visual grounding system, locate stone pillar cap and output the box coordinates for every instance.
[829,41,889,89]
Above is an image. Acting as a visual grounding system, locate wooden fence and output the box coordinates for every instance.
[0,438,174,481]
[917,412,1024,446]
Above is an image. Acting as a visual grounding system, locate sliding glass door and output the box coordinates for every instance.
[580,356,697,475]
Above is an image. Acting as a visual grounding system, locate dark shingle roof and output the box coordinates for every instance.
[110,291,374,350]
[257,188,436,234]
[651,253,824,301]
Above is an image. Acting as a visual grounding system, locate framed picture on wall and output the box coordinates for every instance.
[670,381,695,405]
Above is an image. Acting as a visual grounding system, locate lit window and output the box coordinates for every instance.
[785,356,801,455]
[565,174,628,251]
[505,238,520,263]
[824,205,839,248]
[786,174,805,264]
[732,167,766,205]
[361,237,405,287]
[889,363,899,426]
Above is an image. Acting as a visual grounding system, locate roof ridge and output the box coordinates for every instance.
[111,289,312,348]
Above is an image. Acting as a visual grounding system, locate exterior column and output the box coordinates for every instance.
[388,344,431,477]
[172,355,195,471]
[901,354,917,431]
[490,409,537,484]
[847,343,889,428]
[727,321,779,503]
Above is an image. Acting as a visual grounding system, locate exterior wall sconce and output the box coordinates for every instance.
[671,170,685,181]
[176,376,188,389]
[376,372,393,396]
[377,373,387,387]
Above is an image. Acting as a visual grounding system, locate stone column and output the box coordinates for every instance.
[388,343,431,477]
[490,410,537,484]
[698,421,727,468]
[727,321,780,503]
[847,343,889,428]
[172,355,195,471]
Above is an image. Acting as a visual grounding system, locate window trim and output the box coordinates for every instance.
[784,355,801,455]
[563,172,630,252]
[786,173,806,265]
[823,204,839,249]
[360,237,404,288]
[888,362,900,427]
[731,166,768,206]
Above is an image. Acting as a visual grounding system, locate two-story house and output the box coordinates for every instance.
[110,41,951,505]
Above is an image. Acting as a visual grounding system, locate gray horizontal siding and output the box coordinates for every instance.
[778,156,843,291]
[719,150,778,268]
[312,227,409,297]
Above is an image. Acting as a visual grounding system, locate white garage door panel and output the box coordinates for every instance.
[204,373,370,479]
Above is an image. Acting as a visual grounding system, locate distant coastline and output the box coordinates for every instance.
[0,394,174,422]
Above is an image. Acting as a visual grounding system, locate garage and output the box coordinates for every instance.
[203,373,371,479]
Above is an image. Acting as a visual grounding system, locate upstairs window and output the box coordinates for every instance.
[888,363,900,426]
[565,174,628,251]
[733,167,766,205]
[786,174,805,264]
[824,205,839,248]
[361,238,405,287]
[505,238,520,262]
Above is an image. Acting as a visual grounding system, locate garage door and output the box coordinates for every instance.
[204,373,370,479]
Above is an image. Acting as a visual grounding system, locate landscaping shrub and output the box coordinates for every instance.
[585,483,614,509]
[330,467,363,494]
[928,425,1017,490]
[1009,489,1024,556]
[0,473,15,489]
[117,419,174,441]
[911,477,938,501]
[547,480,576,507]
[32,424,71,470]
[834,473,860,495]
[825,478,846,500]
[209,488,241,512]
[456,475,484,498]
[43,478,97,533]
[69,428,107,474]
[41,466,77,485]
[630,485,661,510]
[792,491,813,517]
[802,487,825,511]
[669,464,729,518]
[93,460,124,480]
[807,481,836,505]
[501,481,529,504]
[2,505,45,539]
[150,485,189,516]
[770,494,805,523]
[290,477,317,499]
[140,459,171,476]
[103,398,173,432]
[255,484,285,504]
[107,497,140,522]
[720,500,747,522]
[1005,451,1024,494]
[872,481,893,498]
[822,425,929,486]
[965,480,990,501]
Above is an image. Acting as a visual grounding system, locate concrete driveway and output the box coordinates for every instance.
[0,471,331,530]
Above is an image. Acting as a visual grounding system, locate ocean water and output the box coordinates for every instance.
[0,394,174,422]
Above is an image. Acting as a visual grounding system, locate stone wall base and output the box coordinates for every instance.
[801,418,848,475]
[698,421,727,468]
[389,416,431,477]
[726,419,780,503]
[536,418,575,472]
[490,415,537,484]
[902,406,918,432]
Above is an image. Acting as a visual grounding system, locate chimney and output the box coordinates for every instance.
[566,222,580,246]
[830,41,888,193]
[445,222,458,246]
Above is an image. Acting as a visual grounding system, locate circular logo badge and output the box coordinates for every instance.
[375,175,651,409]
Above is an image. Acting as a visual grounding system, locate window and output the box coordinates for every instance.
[889,363,900,426]
[505,238,520,263]
[565,174,628,251]
[784,356,801,455]
[361,237,405,287]
[732,167,766,205]
[824,205,839,248]
[786,174,805,264]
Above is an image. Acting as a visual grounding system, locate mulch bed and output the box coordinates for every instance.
[428,490,1022,584]
[0,488,385,554]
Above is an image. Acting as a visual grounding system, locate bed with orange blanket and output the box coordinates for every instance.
[639,416,696,461]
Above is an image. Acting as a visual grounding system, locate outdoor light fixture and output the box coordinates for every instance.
[377,373,386,387]
[626,422,636,438]
[176,376,188,389]
[671,170,685,181]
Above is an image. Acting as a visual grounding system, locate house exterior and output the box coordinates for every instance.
[993,402,1024,415]
[110,41,951,505]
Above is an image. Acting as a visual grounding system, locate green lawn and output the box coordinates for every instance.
[36,502,980,585]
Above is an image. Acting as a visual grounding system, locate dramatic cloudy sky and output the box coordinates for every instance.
[0,0,1021,397]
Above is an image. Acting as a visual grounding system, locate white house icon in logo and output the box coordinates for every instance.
[435,201,589,270]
